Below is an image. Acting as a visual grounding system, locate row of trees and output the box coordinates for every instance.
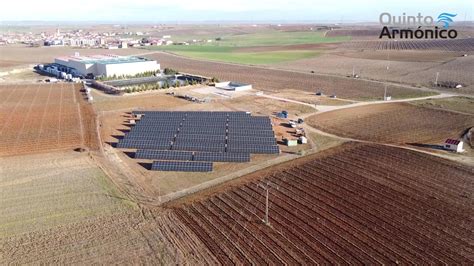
[123,79,204,93]
[163,68,179,75]
[97,70,161,81]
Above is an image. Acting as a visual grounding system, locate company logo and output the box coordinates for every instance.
[379,12,458,39]
[437,13,457,28]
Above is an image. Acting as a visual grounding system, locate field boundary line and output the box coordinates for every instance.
[149,51,442,94]
[75,84,86,147]
[159,153,299,205]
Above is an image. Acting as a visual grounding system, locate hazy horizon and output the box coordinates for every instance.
[1,0,472,22]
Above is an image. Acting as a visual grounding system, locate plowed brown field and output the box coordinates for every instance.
[0,83,98,156]
[307,102,474,145]
[171,143,474,264]
[149,52,433,100]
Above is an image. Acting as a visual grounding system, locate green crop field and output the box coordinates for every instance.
[0,152,134,238]
[214,31,350,46]
[147,31,350,65]
[176,50,322,64]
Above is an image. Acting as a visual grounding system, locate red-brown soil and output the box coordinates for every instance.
[0,83,98,156]
[149,52,432,100]
[307,103,474,145]
[168,143,474,264]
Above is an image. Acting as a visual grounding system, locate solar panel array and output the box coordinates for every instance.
[151,161,213,172]
[117,111,279,172]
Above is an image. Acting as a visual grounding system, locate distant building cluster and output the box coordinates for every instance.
[0,26,214,49]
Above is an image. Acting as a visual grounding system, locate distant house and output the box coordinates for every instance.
[444,139,464,153]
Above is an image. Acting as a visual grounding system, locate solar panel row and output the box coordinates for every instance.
[180,125,227,129]
[227,139,277,146]
[136,149,193,161]
[135,149,250,163]
[135,111,248,116]
[230,127,273,131]
[177,131,227,137]
[194,152,250,162]
[124,136,174,142]
[172,144,225,153]
[129,127,179,133]
[179,129,227,134]
[174,139,227,146]
[151,161,213,172]
[175,135,226,141]
[228,136,276,142]
[117,139,172,150]
[227,145,280,154]
[126,131,176,137]
[227,131,275,137]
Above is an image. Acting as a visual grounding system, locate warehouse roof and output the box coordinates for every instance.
[56,54,153,65]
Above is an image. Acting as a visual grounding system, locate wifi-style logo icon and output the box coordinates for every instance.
[437,13,457,28]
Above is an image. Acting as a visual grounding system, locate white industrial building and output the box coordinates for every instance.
[54,54,160,77]
[215,81,252,91]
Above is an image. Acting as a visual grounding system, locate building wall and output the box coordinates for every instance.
[234,84,252,91]
[54,58,160,77]
[69,61,95,76]
[99,61,160,77]
[216,81,252,91]
[54,59,95,76]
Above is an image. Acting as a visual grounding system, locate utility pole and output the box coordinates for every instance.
[257,181,278,226]
[435,72,439,86]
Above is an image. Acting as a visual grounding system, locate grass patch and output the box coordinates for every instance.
[0,153,133,238]
[215,31,350,47]
[176,50,322,65]
[95,173,138,209]
[147,31,349,64]
[307,131,347,152]
[411,96,474,115]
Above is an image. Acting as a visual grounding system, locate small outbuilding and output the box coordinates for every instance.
[298,136,307,144]
[284,138,298,147]
[444,139,464,153]
[215,81,252,91]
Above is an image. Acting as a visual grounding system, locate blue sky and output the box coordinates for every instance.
[1,0,472,22]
